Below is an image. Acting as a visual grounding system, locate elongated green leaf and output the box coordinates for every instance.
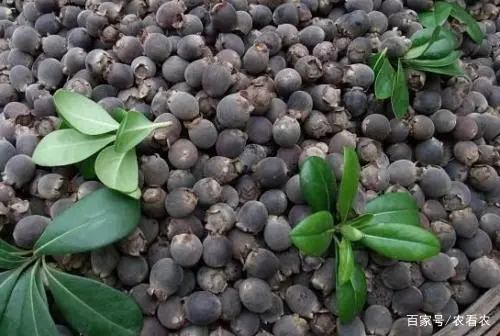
[449,2,484,44]
[290,211,334,257]
[336,256,366,324]
[359,223,440,261]
[95,146,138,193]
[34,188,140,255]
[421,38,454,60]
[21,261,58,336]
[408,62,463,76]
[0,239,23,253]
[410,27,435,47]
[0,266,31,334]
[358,192,420,228]
[53,90,119,135]
[404,43,430,59]
[434,2,453,26]
[391,60,409,119]
[343,214,374,228]
[32,129,116,167]
[404,51,461,68]
[420,26,442,55]
[369,50,387,75]
[115,111,171,153]
[418,11,436,28]
[0,267,25,319]
[338,238,354,285]
[375,58,395,99]
[111,108,127,123]
[337,148,360,222]
[299,156,337,212]
[44,265,142,336]
[0,249,27,270]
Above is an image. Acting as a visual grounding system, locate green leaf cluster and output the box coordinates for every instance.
[32,90,172,198]
[0,188,143,336]
[370,2,483,119]
[289,149,440,324]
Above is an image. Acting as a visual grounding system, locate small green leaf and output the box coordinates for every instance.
[449,2,484,44]
[21,261,58,336]
[337,148,360,222]
[290,211,335,257]
[340,225,365,242]
[111,108,127,123]
[338,238,354,285]
[391,60,409,119]
[404,43,430,59]
[420,26,442,55]
[434,2,453,26]
[75,153,98,179]
[336,255,367,324]
[95,146,138,193]
[410,27,435,47]
[53,90,119,135]
[421,38,455,60]
[408,62,463,76]
[0,267,25,319]
[34,188,140,255]
[343,214,374,228]
[375,58,395,99]
[404,50,461,68]
[299,156,337,212]
[369,49,387,76]
[358,192,420,228]
[32,129,116,167]
[58,118,71,130]
[115,111,171,153]
[44,264,143,336]
[418,11,436,28]
[358,223,441,261]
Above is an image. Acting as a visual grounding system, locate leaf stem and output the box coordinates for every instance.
[152,121,172,129]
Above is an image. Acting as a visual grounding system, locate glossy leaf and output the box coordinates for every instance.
[95,145,138,193]
[338,238,354,285]
[391,60,409,119]
[0,266,30,334]
[299,156,337,212]
[358,192,420,228]
[32,129,116,167]
[111,108,127,123]
[0,267,24,319]
[0,249,27,270]
[410,27,435,47]
[336,255,367,324]
[420,26,442,55]
[374,58,395,99]
[75,153,98,179]
[421,38,454,60]
[34,188,140,255]
[359,223,440,261]
[449,2,484,44]
[404,50,461,68]
[337,148,360,222]
[404,43,430,59]
[44,265,143,336]
[290,211,334,257]
[115,111,171,153]
[340,225,365,242]
[0,239,23,253]
[21,262,58,336]
[125,188,142,200]
[53,90,119,135]
[407,62,463,76]
[343,214,374,228]
[369,50,387,75]
[418,11,436,28]
[434,2,453,26]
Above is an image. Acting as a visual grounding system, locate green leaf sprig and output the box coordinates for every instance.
[289,148,440,324]
[370,1,483,119]
[0,188,143,336]
[32,90,172,198]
